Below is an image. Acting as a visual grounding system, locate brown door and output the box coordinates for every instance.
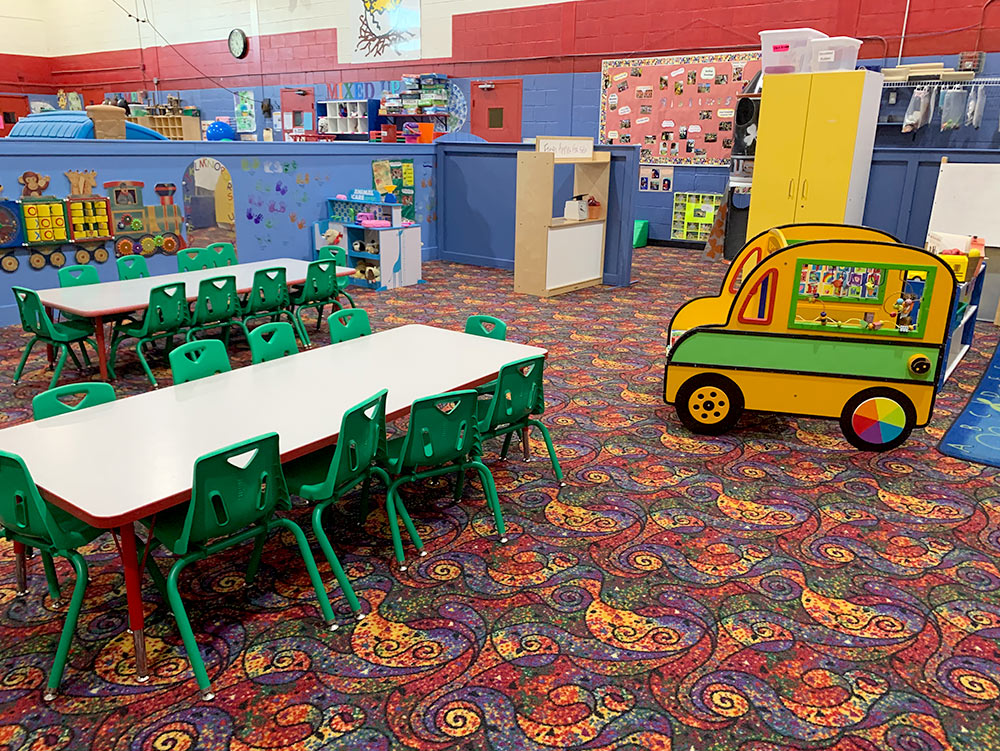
[0,95,29,136]
[470,80,522,142]
[280,88,316,140]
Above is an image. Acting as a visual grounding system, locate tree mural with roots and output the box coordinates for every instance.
[356,0,413,58]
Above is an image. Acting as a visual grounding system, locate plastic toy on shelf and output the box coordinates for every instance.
[663,223,986,451]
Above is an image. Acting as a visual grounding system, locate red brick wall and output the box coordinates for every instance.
[7,0,1000,94]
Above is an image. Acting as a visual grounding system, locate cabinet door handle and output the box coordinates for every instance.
[801,179,809,200]
[787,178,795,198]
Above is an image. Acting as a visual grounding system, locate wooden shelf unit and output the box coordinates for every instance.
[127,114,202,140]
[514,150,610,298]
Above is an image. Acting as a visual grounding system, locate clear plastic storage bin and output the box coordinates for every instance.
[759,28,827,74]
[808,36,862,72]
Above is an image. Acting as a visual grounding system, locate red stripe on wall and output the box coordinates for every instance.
[7,1,1000,94]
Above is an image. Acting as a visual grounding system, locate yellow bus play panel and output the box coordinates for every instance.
[664,223,969,451]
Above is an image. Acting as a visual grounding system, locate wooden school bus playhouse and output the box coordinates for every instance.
[664,223,985,451]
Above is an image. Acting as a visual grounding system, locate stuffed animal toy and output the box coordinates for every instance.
[365,241,380,255]
[353,240,365,254]
[322,226,344,247]
[365,265,381,283]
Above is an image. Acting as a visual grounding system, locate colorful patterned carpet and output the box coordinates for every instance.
[1,246,999,751]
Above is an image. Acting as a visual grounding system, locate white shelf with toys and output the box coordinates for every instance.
[312,190,422,291]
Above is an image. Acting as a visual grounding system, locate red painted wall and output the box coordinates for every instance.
[6,0,999,94]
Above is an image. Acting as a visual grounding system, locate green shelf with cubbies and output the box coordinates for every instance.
[671,192,722,242]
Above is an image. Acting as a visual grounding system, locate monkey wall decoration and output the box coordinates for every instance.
[18,171,51,197]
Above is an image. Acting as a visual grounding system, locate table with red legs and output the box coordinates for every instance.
[0,325,546,685]
[34,258,354,380]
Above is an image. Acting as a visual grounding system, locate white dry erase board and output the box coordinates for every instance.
[535,136,594,162]
[926,160,1000,322]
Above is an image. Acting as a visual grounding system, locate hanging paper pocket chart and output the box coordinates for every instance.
[600,51,761,166]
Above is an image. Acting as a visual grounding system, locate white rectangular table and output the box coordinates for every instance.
[0,324,546,679]
[33,258,354,380]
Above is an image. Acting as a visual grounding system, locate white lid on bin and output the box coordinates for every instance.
[759,28,828,38]
[810,35,862,47]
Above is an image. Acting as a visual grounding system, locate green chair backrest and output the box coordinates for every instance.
[12,287,57,339]
[0,450,75,550]
[311,389,387,497]
[177,248,210,273]
[481,356,546,430]
[32,382,116,420]
[318,246,350,291]
[169,339,231,384]
[248,322,298,364]
[328,308,371,344]
[296,260,338,305]
[173,433,286,554]
[245,267,290,315]
[58,264,99,288]
[395,390,479,470]
[207,242,238,267]
[117,255,150,280]
[465,315,507,341]
[141,282,190,336]
[191,275,240,326]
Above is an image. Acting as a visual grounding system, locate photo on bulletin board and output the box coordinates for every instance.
[639,165,673,192]
[600,51,761,166]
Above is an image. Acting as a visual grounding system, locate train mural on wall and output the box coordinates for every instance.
[0,173,186,272]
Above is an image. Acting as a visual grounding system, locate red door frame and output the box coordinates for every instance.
[470,80,523,142]
[0,95,30,136]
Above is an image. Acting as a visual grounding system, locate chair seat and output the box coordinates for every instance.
[49,318,95,343]
[283,444,337,499]
[5,505,103,551]
[147,505,265,555]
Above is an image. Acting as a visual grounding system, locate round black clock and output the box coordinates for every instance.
[228,28,249,59]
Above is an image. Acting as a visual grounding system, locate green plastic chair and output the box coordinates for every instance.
[379,390,505,569]
[465,315,507,341]
[317,245,355,309]
[142,433,339,698]
[247,322,298,364]
[477,356,564,484]
[283,389,388,621]
[186,275,248,343]
[33,382,116,420]
[57,265,99,287]
[0,450,104,700]
[177,248,210,273]
[169,339,231,384]
[243,266,306,343]
[206,242,238,267]
[108,282,190,387]
[116,255,150,280]
[328,308,371,345]
[292,260,343,346]
[12,287,97,389]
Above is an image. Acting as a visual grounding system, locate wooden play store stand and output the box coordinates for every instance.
[514,139,610,297]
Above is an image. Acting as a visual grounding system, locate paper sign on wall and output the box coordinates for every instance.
[535,136,595,162]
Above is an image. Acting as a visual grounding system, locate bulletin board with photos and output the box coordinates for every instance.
[599,51,762,166]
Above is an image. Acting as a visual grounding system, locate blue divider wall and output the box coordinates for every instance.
[0,140,436,325]
[436,142,637,286]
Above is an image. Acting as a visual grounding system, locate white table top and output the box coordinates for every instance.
[34,258,355,318]
[0,325,546,528]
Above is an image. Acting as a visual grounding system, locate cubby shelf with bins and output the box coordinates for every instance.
[314,195,422,291]
[316,100,380,139]
[126,114,201,140]
[671,192,722,242]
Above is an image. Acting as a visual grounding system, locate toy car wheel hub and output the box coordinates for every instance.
[850,397,907,446]
[689,387,728,424]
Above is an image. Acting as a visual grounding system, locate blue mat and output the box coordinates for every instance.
[940,342,1000,466]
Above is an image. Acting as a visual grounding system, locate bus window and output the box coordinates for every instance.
[729,245,763,293]
[738,268,778,324]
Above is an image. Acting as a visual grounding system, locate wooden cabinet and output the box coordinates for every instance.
[747,70,882,237]
[127,114,202,140]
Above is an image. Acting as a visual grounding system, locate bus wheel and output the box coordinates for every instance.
[840,388,916,452]
[1,255,18,272]
[49,251,66,268]
[29,253,46,269]
[75,248,91,265]
[93,247,110,263]
[675,374,744,435]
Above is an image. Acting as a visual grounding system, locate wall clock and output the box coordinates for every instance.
[228,28,249,59]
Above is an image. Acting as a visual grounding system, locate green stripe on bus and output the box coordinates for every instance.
[671,331,938,381]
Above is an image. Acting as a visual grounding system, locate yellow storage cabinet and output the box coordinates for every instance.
[747,70,882,238]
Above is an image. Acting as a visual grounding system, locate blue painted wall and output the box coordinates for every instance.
[0,140,436,325]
